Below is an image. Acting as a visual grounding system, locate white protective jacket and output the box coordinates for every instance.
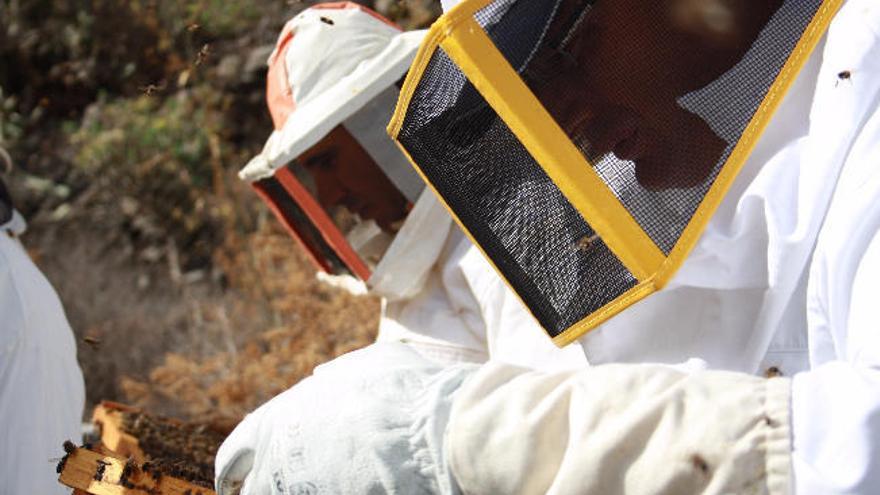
[0,211,85,494]
[440,0,880,493]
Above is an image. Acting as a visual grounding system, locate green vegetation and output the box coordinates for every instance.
[68,89,226,268]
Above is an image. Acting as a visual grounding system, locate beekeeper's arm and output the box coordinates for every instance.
[0,211,85,494]
[448,361,791,495]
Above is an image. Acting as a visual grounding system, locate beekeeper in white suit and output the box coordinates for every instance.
[0,155,85,493]
[233,1,584,370]
[217,4,583,492]
[217,4,583,491]
[217,0,880,493]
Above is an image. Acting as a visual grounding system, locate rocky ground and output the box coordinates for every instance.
[1,0,440,423]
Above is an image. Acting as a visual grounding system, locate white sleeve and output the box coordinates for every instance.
[447,362,792,495]
[0,232,85,494]
[215,342,474,495]
[792,217,880,492]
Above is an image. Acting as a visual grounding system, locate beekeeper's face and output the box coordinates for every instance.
[300,126,408,232]
[531,0,783,190]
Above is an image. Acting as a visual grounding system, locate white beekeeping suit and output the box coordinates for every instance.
[0,192,85,493]
[440,0,880,493]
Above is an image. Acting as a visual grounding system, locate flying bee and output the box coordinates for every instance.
[140,81,167,96]
[575,234,600,253]
[82,334,102,350]
[195,44,211,66]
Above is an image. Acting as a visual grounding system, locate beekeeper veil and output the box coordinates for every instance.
[240,2,426,284]
[389,0,841,345]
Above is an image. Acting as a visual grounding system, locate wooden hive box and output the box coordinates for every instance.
[57,401,231,494]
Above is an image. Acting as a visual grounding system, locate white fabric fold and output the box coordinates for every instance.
[792,4,880,491]
[369,189,454,302]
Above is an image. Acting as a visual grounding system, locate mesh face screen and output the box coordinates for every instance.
[255,175,351,276]
[479,0,822,253]
[256,123,415,280]
[392,0,834,342]
[398,47,637,337]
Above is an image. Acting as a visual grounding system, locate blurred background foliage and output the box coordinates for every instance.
[68,90,227,270]
[0,0,440,422]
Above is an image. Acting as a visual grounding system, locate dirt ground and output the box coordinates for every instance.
[1,0,440,423]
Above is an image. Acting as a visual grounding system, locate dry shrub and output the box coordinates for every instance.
[119,218,380,423]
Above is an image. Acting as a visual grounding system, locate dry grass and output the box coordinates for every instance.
[117,218,380,423]
[28,173,379,424]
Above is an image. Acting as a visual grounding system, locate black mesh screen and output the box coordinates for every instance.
[398,47,637,338]
[396,0,822,338]
[477,0,822,253]
[255,175,351,276]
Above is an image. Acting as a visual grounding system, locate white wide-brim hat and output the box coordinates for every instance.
[239,2,426,182]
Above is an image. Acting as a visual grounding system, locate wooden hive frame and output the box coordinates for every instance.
[58,446,216,495]
[92,401,148,462]
[58,401,225,494]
